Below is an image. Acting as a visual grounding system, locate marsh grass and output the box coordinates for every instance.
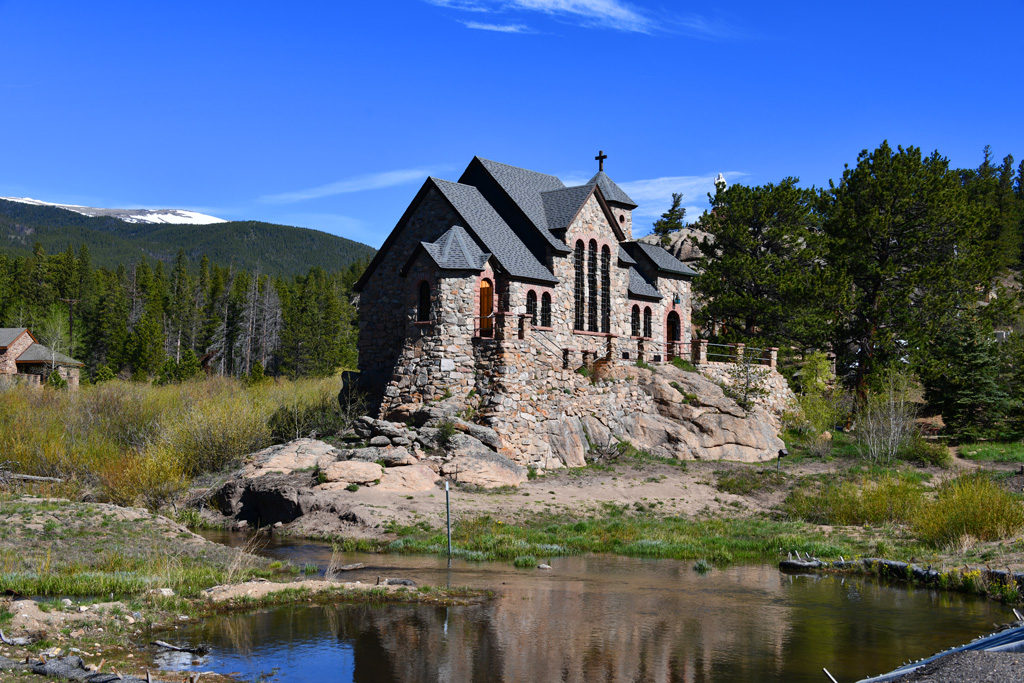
[324,514,874,567]
[0,376,346,509]
[783,473,925,525]
[913,473,1024,548]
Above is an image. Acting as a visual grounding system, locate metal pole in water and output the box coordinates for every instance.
[446,480,452,567]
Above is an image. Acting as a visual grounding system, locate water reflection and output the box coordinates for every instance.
[173,538,1008,682]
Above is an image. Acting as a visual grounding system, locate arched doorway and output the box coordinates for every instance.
[479,279,494,337]
[666,311,681,358]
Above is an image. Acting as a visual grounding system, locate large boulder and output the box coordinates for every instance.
[441,451,527,489]
[321,460,383,485]
[376,464,441,492]
[242,439,341,478]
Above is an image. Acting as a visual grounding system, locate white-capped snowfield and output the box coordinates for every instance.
[1,196,226,225]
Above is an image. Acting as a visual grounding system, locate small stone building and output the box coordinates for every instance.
[0,328,83,389]
[354,156,695,415]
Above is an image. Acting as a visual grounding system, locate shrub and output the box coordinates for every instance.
[436,420,457,452]
[857,370,917,465]
[901,433,951,468]
[267,386,350,442]
[913,473,1024,548]
[345,483,359,492]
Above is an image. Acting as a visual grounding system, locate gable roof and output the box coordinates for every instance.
[617,246,637,265]
[629,241,697,276]
[15,343,83,367]
[540,185,593,232]
[0,328,30,348]
[587,171,637,208]
[472,158,571,254]
[421,225,490,271]
[431,178,557,284]
[627,267,663,300]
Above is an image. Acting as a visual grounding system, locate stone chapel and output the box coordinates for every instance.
[354,155,696,416]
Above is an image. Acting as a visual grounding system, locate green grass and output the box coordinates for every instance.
[715,468,786,495]
[670,357,698,373]
[323,513,885,567]
[960,442,1024,462]
[783,473,925,526]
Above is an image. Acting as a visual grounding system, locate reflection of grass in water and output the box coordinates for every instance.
[328,514,883,568]
[960,442,1024,462]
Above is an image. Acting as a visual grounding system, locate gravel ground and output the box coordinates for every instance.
[896,651,1024,682]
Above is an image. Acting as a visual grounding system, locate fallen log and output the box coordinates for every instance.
[152,640,209,655]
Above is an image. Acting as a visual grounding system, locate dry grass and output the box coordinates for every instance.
[0,375,346,509]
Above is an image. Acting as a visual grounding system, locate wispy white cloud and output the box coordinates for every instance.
[426,0,734,36]
[463,20,532,32]
[511,0,650,32]
[621,171,746,223]
[258,168,439,204]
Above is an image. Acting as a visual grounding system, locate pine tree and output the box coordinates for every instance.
[692,177,836,348]
[651,193,686,244]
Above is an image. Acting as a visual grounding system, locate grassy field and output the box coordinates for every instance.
[0,376,349,509]
[960,441,1024,462]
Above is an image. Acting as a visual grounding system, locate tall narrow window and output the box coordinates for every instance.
[541,292,552,327]
[417,281,431,322]
[526,290,537,325]
[600,245,611,333]
[480,279,494,337]
[587,239,598,332]
[631,305,640,337]
[643,307,652,338]
[573,241,585,330]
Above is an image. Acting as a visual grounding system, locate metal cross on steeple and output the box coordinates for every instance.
[595,149,607,172]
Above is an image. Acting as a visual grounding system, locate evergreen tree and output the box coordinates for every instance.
[920,315,1015,441]
[822,142,988,392]
[691,177,838,348]
[651,193,686,244]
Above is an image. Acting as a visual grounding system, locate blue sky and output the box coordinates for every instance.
[1,0,1022,247]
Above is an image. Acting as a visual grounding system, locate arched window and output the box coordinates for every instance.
[417,281,431,322]
[540,292,552,328]
[573,241,585,330]
[480,278,494,337]
[600,245,611,333]
[643,307,652,338]
[526,290,537,325]
[631,305,640,337]
[587,239,598,332]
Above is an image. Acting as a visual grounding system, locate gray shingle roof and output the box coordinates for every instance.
[421,225,490,271]
[0,328,29,347]
[617,245,636,265]
[587,171,637,208]
[475,158,570,253]
[628,267,662,300]
[431,178,557,284]
[540,185,592,232]
[634,242,697,276]
[16,343,83,367]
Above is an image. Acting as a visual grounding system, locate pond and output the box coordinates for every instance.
[162,534,1009,682]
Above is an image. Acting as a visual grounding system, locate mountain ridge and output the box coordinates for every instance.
[0,198,375,277]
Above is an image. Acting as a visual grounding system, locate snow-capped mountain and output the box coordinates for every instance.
[0,196,226,225]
